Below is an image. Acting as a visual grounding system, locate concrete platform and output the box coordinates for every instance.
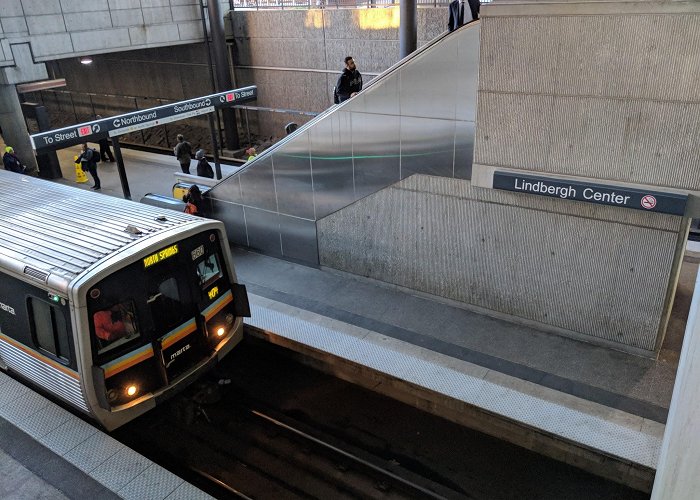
[0,372,212,500]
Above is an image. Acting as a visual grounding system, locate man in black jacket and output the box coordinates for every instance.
[335,56,363,103]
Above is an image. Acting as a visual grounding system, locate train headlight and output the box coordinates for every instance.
[216,326,226,337]
[126,385,138,397]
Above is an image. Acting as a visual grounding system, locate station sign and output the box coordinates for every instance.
[493,171,688,216]
[30,86,257,153]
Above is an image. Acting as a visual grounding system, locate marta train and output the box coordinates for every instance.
[0,170,249,430]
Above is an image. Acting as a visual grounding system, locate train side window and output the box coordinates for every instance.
[196,253,222,289]
[93,301,140,355]
[28,298,69,363]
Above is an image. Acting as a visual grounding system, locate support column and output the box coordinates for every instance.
[399,0,417,60]
[0,84,39,175]
[207,0,239,150]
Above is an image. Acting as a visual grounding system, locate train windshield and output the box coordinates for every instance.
[87,230,231,364]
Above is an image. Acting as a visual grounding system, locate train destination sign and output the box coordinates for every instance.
[493,171,688,216]
[30,86,257,153]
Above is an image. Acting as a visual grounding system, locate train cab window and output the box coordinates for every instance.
[196,253,222,289]
[147,277,185,331]
[28,298,70,362]
[93,301,140,355]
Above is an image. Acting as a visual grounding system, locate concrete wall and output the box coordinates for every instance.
[229,7,446,134]
[318,174,683,353]
[473,1,700,191]
[0,0,230,64]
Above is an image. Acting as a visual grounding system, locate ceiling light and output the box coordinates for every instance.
[79,56,93,65]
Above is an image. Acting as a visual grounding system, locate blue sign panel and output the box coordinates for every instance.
[493,171,687,216]
[30,86,257,153]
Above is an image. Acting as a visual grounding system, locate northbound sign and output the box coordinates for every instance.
[493,171,688,216]
[30,86,257,153]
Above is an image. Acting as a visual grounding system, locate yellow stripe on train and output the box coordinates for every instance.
[0,333,79,380]
[102,344,155,379]
[203,290,233,321]
[160,318,197,350]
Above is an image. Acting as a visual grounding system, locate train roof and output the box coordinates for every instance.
[0,170,201,291]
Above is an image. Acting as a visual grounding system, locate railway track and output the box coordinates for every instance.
[121,383,470,499]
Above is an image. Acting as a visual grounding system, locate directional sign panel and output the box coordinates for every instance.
[493,171,688,216]
[30,86,257,153]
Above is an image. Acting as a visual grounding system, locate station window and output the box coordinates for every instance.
[28,298,70,363]
[93,301,140,355]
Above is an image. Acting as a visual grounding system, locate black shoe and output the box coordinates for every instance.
[91,186,101,190]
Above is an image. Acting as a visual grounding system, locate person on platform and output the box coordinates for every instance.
[173,134,193,174]
[183,184,204,215]
[76,143,101,190]
[245,147,257,161]
[195,149,214,179]
[95,115,115,162]
[2,146,26,174]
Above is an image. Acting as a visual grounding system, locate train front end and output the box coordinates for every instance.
[78,223,249,430]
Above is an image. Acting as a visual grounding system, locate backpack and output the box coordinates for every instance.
[333,86,339,105]
[184,202,198,215]
[91,148,101,163]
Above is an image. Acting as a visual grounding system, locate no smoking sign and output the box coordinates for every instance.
[641,195,657,210]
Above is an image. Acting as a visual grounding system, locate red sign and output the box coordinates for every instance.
[641,195,657,210]
[226,93,234,102]
[78,125,92,137]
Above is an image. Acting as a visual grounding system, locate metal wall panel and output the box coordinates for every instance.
[309,111,356,217]
[353,70,400,117]
[399,34,460,121]
[352,113,401,200]
[243,207,281,257]
[400,116,456,179]
[454,120,475,179]
[240,155,277,212]
[211,200,247,247]
[208,23,482,265]
[210,174,243,205]
[279,215,318,263]
[456,27,480,122]
[272,132,315,219]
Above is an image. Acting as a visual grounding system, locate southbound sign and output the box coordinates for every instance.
[493,171,687,216]
[30,86,257,153]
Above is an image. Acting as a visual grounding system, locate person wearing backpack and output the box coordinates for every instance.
[173,134,193,174]
[77,143,101,190]
[182,185,204,215]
